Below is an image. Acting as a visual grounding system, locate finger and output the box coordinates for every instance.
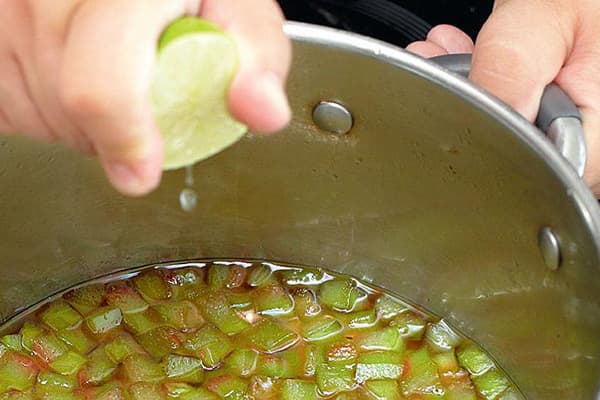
[470,0,575,120]
[60,0,201,196]
[405,41,448,58]
[426,24,474,54]
[202,0,291,133]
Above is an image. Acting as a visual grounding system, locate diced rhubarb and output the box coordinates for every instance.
[445,373,477,400]
[0,391,36,400]
[343,310,377,329]
[137,326,184,359]
[1,335,23,353]
[133,271,171,302]
[355,352,403,383]
[85,308,123,335]
[0,352,38,392]
[63,285,105,316]
[291,288,321,319]
[278,267,325,286]
[205,375,248,398]
[315,363,355,396]
[247,376,277,400]
[128,383,164,400]
[365,380,402,400]
[223,349,258,377]
[207,265,247,290]
[304,344,324,377]
[104,333,144,364]
[319,279,364,312]
[432,350,459,374]
[20,323,43,352]
[165,268,208,302]
[325,340,358,366]
[425,321,463,353]
[389,311,427,340]
[79,347,117,385]
[472,369,510,400]
[36,370,77,390]
[164,355,204,383]
[87,383,125,400]
[358,327,405,353]
[198,293,250,336]
[57,327,96,355]
[226,293,253,311]
[254,285,294,316]
[280,379,318,400]
[244,320,299,354]
[246,265,275,288]
[105,284,149,314]
[122,309,162,336]
[154,301,204,330]
[301,315,344,343]
[41,301,83,331]
[257,354,296,378]
[374,296,408,320]
[401,347,442,396]
[122,354,164,383]
[49,351,87,375]
[456,344,495,376]
[184,325,234,369]
[32,333,68,363]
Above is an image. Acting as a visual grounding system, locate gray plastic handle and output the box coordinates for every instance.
[432,53,586,177]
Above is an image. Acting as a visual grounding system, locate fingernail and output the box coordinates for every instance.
[258,71,291,127]
[105,160,160,196]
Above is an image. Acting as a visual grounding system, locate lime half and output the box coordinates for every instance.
[151,17,247,170]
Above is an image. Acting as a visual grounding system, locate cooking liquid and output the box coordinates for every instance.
[0,260,523,399]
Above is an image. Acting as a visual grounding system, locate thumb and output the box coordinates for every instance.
[470,0,575,121]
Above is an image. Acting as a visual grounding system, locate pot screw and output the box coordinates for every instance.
[538,226,561,271]
[312,101,353,135]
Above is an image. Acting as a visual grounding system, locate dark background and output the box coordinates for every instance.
[277,0,493,48]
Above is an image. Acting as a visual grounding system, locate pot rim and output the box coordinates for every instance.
[284,21,600,252]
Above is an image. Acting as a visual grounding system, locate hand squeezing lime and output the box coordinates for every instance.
[151,17,247,170]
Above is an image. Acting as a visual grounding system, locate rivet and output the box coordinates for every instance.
[312,101,353,135]
[538,226,561,271]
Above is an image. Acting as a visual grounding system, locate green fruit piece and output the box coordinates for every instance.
[226,292,253,311]
[207,265,247,290]
[122,308,162,336]
[445,378,478,400]
[0,391,35,400]
[280,379,319,400]
[246,265,275,287]
[20,322,44,352]
[37,371,77,390]
[63,285,105,316]
[278,268,325,286]
[223,349,258,377]
[164,355,205,383]
[32,333,68,363]
[374,296,408,320]
[88,383,125,400]
[205,375,248,399]
[343,310,377,329]
[138,326,184,359]
[358,327,405,353]
[105,284,149,314]
[134,271,171,302]
[129,382,165,400]
[304,344,325,377]
[319,278,364,312]
[257,354,295,378]
[315,363,355,396]
[425,321,462,353]
[155,300,204,330]
[389,311,427,340]
[198,293,250,336]
[301,315,344,342]
[85,307,123,335]
[456,344,495,376]
[355,352,403,383]
[472,369,511,400]
[325,340,358,366]
[432,350,459,374]
[122,354,165,383]
[245,320,299,354]
[49,351,87,375]
[165,268,208,301]
[41,301,83,331]
[401,347,442,396]
[153,17,247,170]
[0,352,38,392]
[254,285,294,316]
[79,347,117,385]
[1,335,23,352]
[57,326,96,354]
[364,380,402,400]
[292,288,322,318]
[184,325,234,369]
[104,333,144,364]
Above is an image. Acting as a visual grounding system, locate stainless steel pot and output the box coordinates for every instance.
[1,23,599,399]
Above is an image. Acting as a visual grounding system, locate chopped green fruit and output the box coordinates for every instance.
[57,326,96,354]
[365,380,402,400]
[433,350,459,374]
[226,292,253,311]
[37,370,77,390]
[165,269,208,302]
[164,355,204,383]
[292,288,321,318]
[445,380,477,400]
[129,382,165,400]
[301,315,344,342]
[207,265,247,290]
[374,297,408,320]
[355,352,403,383]
[1,335,23,352]
[319,278,364,312]
[138,326,183,359]
[279,267,324,285]
[32,334,68,363]
[254,285,294,316]
[457,344,495,376]
[89,383,125,400]
[63,285,105,316]
[205,375,248,398]
[402,347,442,396]
[257,354,296,378]
[359,327,404,353]
[304,344,325,377]
[86,307,123,335]
[389,311,427,340]
[497,388,522,400]
[473,369,510,400]
[198,293,250,335]
[40,301,83,331]
[80,347,117,385]
[245,320,299,354]
[123,354,165,383]
[315,363,355,396]
[49,351,87,375]
[343,310,377,329]
[134,271,171,301]
[280,379,318,400]
[122,308,162,335]
[0,343,6,359]
[0,391,35,400]
[425,321,462,353]
[20,322,44,352]
[104,334,144,364]
[325,340,358,365]
[0,352,38,392]
[184,325,234,369]
[105,284,149,314]
[247,265,275,287]
[224,349,258,377]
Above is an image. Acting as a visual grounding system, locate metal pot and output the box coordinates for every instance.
[1,23,599,399]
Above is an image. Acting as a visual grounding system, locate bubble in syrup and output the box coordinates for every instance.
[179,188,198,212]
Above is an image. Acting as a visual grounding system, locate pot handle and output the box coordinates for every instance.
[431,53,586,177]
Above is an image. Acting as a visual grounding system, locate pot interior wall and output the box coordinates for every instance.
[1,33,599,399]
